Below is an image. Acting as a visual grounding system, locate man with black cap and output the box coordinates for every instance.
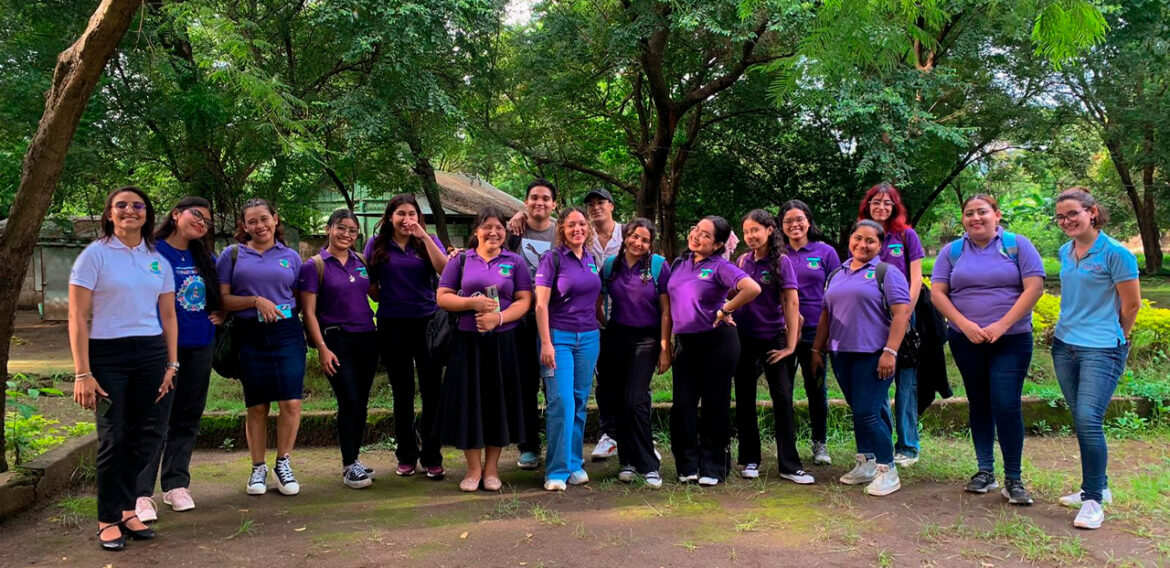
[582,187,623,460]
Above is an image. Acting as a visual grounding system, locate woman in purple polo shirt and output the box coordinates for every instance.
[300,209,380,489]
[597,218,672,489]
[733,210,811,484]
[857,182,924,467]
[667,216,761,486]
[780,200,841,466]
[436,207,534,492]
[811,220,912,497]
[930,194,1045,505]
[364,194,449,479]
[535,206,603,491]
[217,198,306,497]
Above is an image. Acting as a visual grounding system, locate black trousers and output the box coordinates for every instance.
[515,314,543,454]
[327,328,380,466]
[671,325,739,480]
[733,331,804,474]
[136,344,214,496]
[794,328,829,443]
[379,316,442,467]
[597,323,660,474]
[91,335,167,523]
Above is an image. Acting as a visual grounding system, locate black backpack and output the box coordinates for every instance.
[824,261,921,368]
[212,245,243,379]
[426,252,468,364]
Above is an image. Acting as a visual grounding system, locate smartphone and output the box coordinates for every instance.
[484,286,500,312]
[96,396,113,417]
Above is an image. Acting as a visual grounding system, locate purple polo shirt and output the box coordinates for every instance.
[437,249,532,333]
[363,235,444,319]
[786,241,842,330]
[823,258,911,353]
[931,229,1045,335]
[666,254,750,334]
[879,228,925,283]
[735,252,799,339]
[607,255,671,329]
[216,242,301,320]
[535,246,603,333]
[298,249,376,332]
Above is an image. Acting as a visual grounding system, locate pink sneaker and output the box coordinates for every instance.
[163,488,196,512]
[396,463,417,477]
[135,496,158,522]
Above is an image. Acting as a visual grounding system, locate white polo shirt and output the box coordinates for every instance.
[69,237,174,339]
[589,221,622,264]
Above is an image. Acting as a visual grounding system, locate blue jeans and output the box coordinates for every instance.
[949,330,1032,479]
[880,314,919,457]
[543,328,601,483]
[831,351,895,465]
[1052,338,1129,503]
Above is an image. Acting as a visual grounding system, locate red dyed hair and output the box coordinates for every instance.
[857,182,911,235]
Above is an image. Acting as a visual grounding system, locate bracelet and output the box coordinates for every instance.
[74,372,92,381]
[720,304,735,314]
[166,361,181,370]
[498,312,504,327]
[882,347,898,357]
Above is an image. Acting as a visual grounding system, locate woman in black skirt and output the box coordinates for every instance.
[436,207,534,492]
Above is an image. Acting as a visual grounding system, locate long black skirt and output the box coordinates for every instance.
[436,329,526,450]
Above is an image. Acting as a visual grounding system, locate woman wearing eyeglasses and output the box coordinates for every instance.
[1049,188,1141,530]
[69,186,178,550]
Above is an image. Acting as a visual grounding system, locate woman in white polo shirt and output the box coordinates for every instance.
[69,186,179,551]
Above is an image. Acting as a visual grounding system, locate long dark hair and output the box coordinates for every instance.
[679,215,733,266]
[156,196,221,310]
[466,206,509,250]
[778,199,826,244]
[609,217,657,288]
[371,194,430,266]
[742,209,786,289]
[234,198,286,244]
[101,186,156,250]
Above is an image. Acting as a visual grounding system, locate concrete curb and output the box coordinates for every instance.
[193,395,1154,449]
[0,433,97,521]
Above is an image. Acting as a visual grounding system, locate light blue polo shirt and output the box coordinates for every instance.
[1054,231,1139,348]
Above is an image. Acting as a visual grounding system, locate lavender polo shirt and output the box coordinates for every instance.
[666,254,750,335]
[69,238,175,339]
[735,252,799,339]
[880,227,925,283]
[823,258,911,353]
[931,229,1045,335]
[298,249,376,332]
[437,249,533,333]
[535,246,603,333]
[785,241,842,330]
[216,242,301,320]
[363,235,444,319]
[608,255,671,329]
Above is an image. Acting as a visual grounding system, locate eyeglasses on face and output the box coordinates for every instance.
[782,217,808,226]
[114,201,147,211]
[869,199,894,208]
[1052,209,1085,224]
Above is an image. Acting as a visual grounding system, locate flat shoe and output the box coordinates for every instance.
[459,475,482,492]
[97,524,125,551]
[482,477,503,491]
[119,515,156,540]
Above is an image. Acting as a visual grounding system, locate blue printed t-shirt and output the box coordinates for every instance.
[735,252,799,339]
[606,254,671,329]
[823,258,911,353]
[880,227,925,284]
[437,249,533,333]
[298,249,376,332]
[666,254,750,334]
[785,241,842,331]
[535,246,603,333]
[363,234,444,319]
[930,228,1046,335]
[1054,231,1139,348]
[156,240,215,348]
[216,242,301,320]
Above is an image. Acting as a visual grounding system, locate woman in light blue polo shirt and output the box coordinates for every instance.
[1050,188,1141,530]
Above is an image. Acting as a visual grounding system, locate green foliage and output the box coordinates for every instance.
[4,412,65,466]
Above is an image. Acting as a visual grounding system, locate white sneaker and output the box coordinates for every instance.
[866,464,901,496]
[618,466,637,483]
[812,442,832,465]
[678,473,698,484]
[1073,500,1104,529]
[739,463,760,479]
[839,454,878,485]
[543,479,567,491]
[780,470,815,485]
[697,476,720,487]
[135,496,158,522]
[273,455,300,496]
[893,452,918,467]
[644,471,664,489]
[247,464,269,495]
[163,488,196,512]
[591,434,618,460]
[1060,488,1113,508]
[568,470,590,486]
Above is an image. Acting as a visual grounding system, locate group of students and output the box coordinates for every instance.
[68,179,1139,551]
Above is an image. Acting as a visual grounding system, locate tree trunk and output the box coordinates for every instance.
[411,156,452,248]
[1103,138,1163,274]
[0,0,142,473]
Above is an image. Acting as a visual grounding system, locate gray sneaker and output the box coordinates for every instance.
[839,454,878,485]
[865,464,901,496]
[964,471,998,494]
[1060,487,1113,507]
[618,466,637,483]
[1073,500,1104,529]
[517,451,541,470]
[644,471,663,489]
[812,441,831,465]
[1002,479,1033,505]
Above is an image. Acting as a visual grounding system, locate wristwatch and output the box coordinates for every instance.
[166,361,181,370]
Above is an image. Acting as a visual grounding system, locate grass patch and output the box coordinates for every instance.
[529,503,567,526]
[51,494,96,527]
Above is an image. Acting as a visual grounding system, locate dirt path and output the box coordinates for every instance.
[8,310,73,377]
[2,437,1166,567]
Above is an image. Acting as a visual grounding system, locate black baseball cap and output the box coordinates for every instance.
[583,188,613,204]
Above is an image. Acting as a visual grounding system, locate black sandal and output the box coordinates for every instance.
[97,523,125,551]
[119,514,156,540]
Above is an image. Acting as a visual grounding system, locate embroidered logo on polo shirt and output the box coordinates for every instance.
[865,269,877,280]
[279,259,291,268]
[807,257,821,269]
[588,263,598,274]
[499,264,514,277]
[356,267,369,279]
[149,261,162,274]
[640,268,653,282]
[760,271,773,284]
[888,244,904,257]
[698,268,714,280]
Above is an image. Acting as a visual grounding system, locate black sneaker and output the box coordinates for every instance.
[964,471,998,494]
[273,455,300,495]
[343,463,372,489]
[1001,479,1034,505]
